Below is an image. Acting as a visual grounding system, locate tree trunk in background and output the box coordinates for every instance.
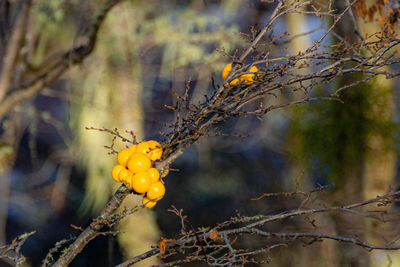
[0,2,28,246]
[322,2,369,266]
[0,113,19,245]
[283,0,312,191]
[356,4,397,265]
[285,0,397,265]
[114,70,160,266]
[282,4,338,267]
[73,4,159,266]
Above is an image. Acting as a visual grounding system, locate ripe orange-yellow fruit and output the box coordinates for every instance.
[147,168,160,183]
[136,141,152,154]
[127,153,151,173]
[147,140,161,149]
[111,165,125,182]
[161,167,169,178]
[131,171,152,193]
[147,181,165,201]
[128,144,137,153]
[149,149,163,161]
[118,168,133,184]
[222,63,240,86]
[117,149,133,167]
[222,63,232,80]
[142,196,157,208]
[240,65,258,85]
[147,140,163,161]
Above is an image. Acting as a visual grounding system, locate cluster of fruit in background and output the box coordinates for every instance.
[222,63,258,86]
[111,140,167,208]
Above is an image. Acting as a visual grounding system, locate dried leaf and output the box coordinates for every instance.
[209,230,219,241]
[379,16,388,25]
[159,238,176,254]
[159,238,168,254]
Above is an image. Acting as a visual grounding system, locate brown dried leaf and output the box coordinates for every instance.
[379,16,388,25]
[159,238,168,254]
[209,230,219,241]
[159,238,176,254]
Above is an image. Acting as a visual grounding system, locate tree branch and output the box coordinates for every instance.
[45,1,400,265]
[0,0,32,102]
[0,231,36,266]
[116,190,400,266]
[50,185,129,267]
[0,0,124,119]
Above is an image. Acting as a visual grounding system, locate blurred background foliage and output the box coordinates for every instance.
[288,76,395,186]
[1,0,400,266]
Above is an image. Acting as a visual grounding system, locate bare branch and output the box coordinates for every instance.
[0,231,35,266]
[43,1,400,265]
[238,0,285,63]
[117,190,400,266]
[0,0,32,102]
[50,185,129,267]
[0,0,125,119]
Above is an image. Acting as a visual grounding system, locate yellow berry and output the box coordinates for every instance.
[136,141,152,155]
[142,196,157,208]
[240,65,258,85]
[131,171,151,193]
[222,63,240,86]
[117,149,133,167]
[161,167,169,178]
[222,63,232,80]
[147,181,165,201]
[147,140,163,161]
[147,168,160,183]
[127,153,151,173]
[128,144,137,153]
[149,149,162,161]
[111,165,125,182]
[147,140,161,149]
[118,168,133,185]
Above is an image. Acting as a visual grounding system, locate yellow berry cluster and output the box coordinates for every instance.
[111,140,166,208]
[222,63,258,86]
